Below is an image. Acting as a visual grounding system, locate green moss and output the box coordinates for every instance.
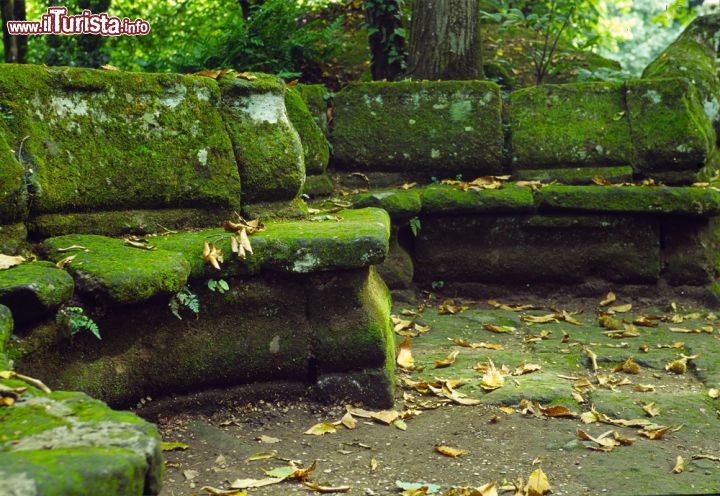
[333,80,504,173]
[151,207,391,280]
[0,130,27,223]
[376,229,414,289]
[0,261,74,325]
[0,304,11,353]
[349,188,422,219]
[241,196,309,221]
[0,64,240,215]
[0,448,149,496]
[43,234,190,304]
[513,166,634,185]
[421,184,536,214]
[309,267,394,374]
[537,185,720,215]
[285,87,330,175]
[643,27,720,128]
[297,83,330,135]
[218,75,304,203]
[511,81,633,169]
[302,174,335,197]
[628,78,715,177]
[0,222,27,256]
[30,208,234,238]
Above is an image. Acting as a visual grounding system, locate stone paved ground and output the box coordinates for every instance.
[156,295,720,496]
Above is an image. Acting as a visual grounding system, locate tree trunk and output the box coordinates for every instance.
[1,0,28,63]
[407,0,482,80]
[364,0,406,81]
[47,0,110,67]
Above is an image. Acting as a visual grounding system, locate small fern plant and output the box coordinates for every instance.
[58,306,101,340]
[169,286,200,320]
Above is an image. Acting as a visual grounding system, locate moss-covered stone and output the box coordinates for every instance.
[0,304,11,353]
[241,196,309,221]
[537,185,720,216]
[349,188,422,219]
[42,235,190,304]
[30,208,234,238]
[662,217,720,286]
[0,130,27,223]
[308,268,394,387]
[285,86,330,175]
[376,229,414,289]
[510,81,633,169]
[0,222,28,255]
[297,83,330,136]
[421,184,536,214]
[0,64,240,215]
[627,78,715,176]
[0,261,74,326]
[642,16,720,132]
[512,166,634,185]
[333,80,504,173]
[218,73,304,203]
[414,215,660,284]
[302,174,335,197]
[0,386,163,495]
[152,207,390,280]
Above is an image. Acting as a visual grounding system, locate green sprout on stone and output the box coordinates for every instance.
[169,286,200,320]
[57,306,101,340]
[409,216,422,237]
[207,279,230,294]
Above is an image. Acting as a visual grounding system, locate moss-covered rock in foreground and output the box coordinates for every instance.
[627,78,715,175]
[152,207,390,280]
[333,80,504,173]
[285,86,330,175]
[511,81,633,169]
[0,222,28,255]
[537,185,720,216]
[0,64,240,215]
[0,261,74,326]
[302,174,335,198]
[0,383,162,495]
[421,184,536,214]
[42,235,190,304]
[0,304,11,353]
[296,83,330,136]
[218,73,305,203]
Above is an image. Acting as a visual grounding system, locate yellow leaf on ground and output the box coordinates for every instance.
[609,303,632,313]
[484,324,516,333]
[340,412,357,430]
[634,384,656,392]
[438,299,466,315]
[642,402,661,417]
[304,423,337,436]
[583,348,598,371]
[600,292,616,306]
[229,478,285,489]
[526,468,551,496]
[521,314,558,324]
[302,482,351,493]
[539,405,577,418]
[512,363,542,376]
[613,357,641,374]
[435,446,468,458]
[202,486,247,495]
[639,425,672,440]
[370,410,400,425]
[709,388,719,399]
[397,335,415,370]
[434,350,460,368]
[673,456,685,474]
[479,360,505,391]
[202,241,224,270]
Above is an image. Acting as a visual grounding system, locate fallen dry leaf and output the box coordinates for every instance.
[397,335,415,370]
[438,299,466,315]
[613,357,641,374]
[609,303,632,313]
[340,412,357,430]
[709,388,719,399]
[202,241,224,270]
[302,482,351,493]
[634,384,656,393]
[370,410,400,425]
[639,425,672,440]
[665,354,699,374]
[434,350,460,368]
[526,467,551,496]
[521,314,558,324]
[583,348,599,371]
[479,360,505,391]
[600,292,616,306]
[304,423,337,436]
[435,446,468,458]
[642,402,661,417]
[448,338,503,350]
[484,324,516,334]
[673,456,685,474]
[202,486,246,495]
[539,405,577,418]
[230,477,285,489]
[55,255,76,269]
[487,299,539,311]
[512,363,542,376]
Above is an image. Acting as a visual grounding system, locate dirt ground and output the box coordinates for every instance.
[149,294,720,496]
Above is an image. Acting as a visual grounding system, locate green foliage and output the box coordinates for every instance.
[363,0,408,78]
[207,279,230,294]
[482,0,581,84]
[104,0,343,78]
[409,216,421,237]
[431,280,445,290]
[169,286,200,320]
[57,306,101,340]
